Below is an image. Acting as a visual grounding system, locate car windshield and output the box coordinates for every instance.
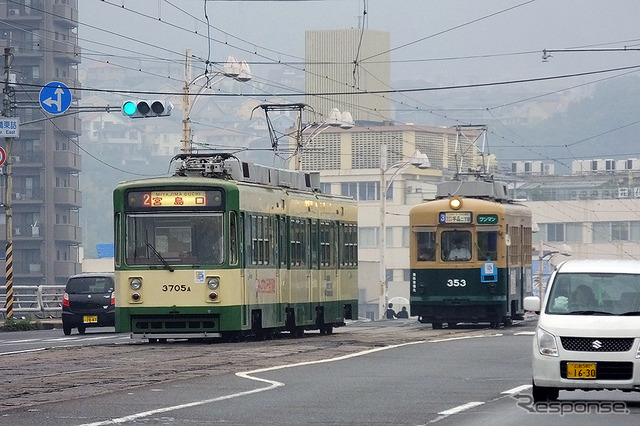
[546,272,640,315]
[66,277,114,294]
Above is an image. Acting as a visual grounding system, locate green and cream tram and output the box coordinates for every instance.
[409,180,532,329]
[113,153,358,341]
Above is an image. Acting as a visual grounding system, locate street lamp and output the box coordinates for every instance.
[294,107,353,170]
[181,52,252,154]
[536,241,572,309]
[379,143,430,319]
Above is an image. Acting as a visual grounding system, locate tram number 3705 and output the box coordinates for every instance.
[162,284,192,292]
[447,279,467,287]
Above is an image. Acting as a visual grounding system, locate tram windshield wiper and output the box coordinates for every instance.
[620,311,640,316]
[147,243,174,272]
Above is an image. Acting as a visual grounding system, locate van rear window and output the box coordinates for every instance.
[66,277,114,294]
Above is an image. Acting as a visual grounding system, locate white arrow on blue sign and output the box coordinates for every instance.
[39,81,72,115]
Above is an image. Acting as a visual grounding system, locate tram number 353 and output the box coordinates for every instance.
[447,279,467,287]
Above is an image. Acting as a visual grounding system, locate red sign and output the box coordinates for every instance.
[0,147,5,166]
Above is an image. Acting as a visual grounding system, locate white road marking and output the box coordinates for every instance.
[514,331,535,336]
[0,347,47,356]
[502,384,532,395]
[79,333,524,425]
[429,333,501,342]
[438,401,485,415]
[79,341,426,426]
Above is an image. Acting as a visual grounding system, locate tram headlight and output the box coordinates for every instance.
[130,277,142,290]
[207,276,220,290]
[449,197,462,210]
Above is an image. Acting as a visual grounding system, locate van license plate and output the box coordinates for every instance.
[83,315,98,324]
[567,362,596,379]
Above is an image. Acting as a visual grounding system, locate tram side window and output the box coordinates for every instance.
[416,231,436,261]
[320,221,336,267]
[442,231,471,261]
[477,231,498,261]
[290,218,307,267]
[229,212,238,265]
[250,215,271,265]
[339,222,358,267]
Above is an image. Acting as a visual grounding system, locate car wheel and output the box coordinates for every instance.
[532,381,559,403]
[78,325,86,335]
[63,323,72,336]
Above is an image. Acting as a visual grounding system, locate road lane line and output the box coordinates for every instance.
[0,347,47,356]
[502,384,531,395]
[429,333,501,342]
[79,340,426,426]
[438,401,485,415]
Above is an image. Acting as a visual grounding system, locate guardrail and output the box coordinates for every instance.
[1,285,65,319]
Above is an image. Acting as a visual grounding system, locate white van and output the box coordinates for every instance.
[523,259,640,403]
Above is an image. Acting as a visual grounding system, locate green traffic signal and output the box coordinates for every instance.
[121,100,172,118]
[122,101,137,116]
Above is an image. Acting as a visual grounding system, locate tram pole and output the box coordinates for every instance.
[3,47,14,319]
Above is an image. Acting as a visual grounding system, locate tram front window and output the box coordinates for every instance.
[126,213,224,265]
[416,230,436,261]
[442,231,471,261]
[477,231,498,261]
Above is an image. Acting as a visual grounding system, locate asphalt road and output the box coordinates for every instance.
[2,319,640,425]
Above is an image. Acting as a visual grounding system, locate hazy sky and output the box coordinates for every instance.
[79,0,640,86]
[77,0,640,165]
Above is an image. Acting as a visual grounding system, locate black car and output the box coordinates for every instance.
[62,273,115,335]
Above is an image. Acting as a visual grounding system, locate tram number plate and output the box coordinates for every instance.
[83,315,98,324]
[567,362,596,379]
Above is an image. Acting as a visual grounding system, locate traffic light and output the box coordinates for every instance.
[122,100,173,118]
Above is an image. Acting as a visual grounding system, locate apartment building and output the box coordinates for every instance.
[305,29,392,123]
[0,0,82,285]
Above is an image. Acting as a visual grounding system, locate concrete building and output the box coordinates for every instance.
[297,124,485,319]
[0,0,82,286]
[305,29,392,123]
[514,163,640,261]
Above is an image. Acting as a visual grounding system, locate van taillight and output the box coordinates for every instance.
[111,292,115,306]
[63,292,69,307]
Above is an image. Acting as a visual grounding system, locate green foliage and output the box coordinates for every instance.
[1,317,43,331]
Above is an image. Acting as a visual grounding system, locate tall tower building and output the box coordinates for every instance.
[305,29,392,123]
[0,0,82,286]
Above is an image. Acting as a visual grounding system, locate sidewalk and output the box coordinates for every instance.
[1,316,62,331]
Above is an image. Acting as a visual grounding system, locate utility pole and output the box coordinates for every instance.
[3,47,14,319]
[181,49,192,155]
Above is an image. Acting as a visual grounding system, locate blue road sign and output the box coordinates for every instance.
[39,81,72,115]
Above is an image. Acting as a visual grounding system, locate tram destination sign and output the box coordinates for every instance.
[439,211,472,224]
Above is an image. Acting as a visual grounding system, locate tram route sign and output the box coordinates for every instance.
[39,81,72,115]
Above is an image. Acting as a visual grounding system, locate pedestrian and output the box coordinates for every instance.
[396,306,409,318]
[385,303,397,319]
